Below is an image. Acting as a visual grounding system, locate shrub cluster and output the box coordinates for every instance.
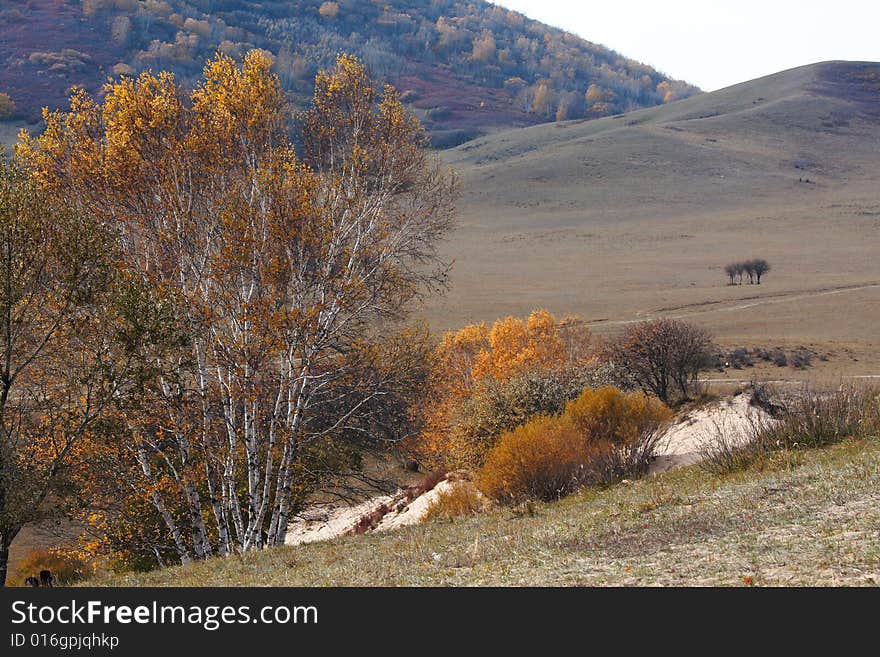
[410,310,601,471]
[716,346,820,370]
[446,364,615,469]
[476,387,671,504]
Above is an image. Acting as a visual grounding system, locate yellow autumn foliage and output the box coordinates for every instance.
[411,310,594,469]
[477,387,672,504]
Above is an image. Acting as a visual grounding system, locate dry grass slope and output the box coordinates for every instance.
[93,437,880,587]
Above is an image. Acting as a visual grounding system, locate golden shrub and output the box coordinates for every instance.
[566,386,672,446]
[10,548,91,587]
[476,414,595,504]
[477,387,672,504]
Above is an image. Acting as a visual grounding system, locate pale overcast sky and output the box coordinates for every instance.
[490,1,880,91]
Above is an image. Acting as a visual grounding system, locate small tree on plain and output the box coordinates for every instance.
[750,258,770,284]
[743,260,756,284]
[724,263,737,285]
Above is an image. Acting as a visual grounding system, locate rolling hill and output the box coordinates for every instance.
[0,0,697,147]
[427,61,880,377]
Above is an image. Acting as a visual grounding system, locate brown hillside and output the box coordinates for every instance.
[430,62,880,378]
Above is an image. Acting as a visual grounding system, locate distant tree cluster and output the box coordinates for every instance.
[724,259,771,285]
[2,0,698,126]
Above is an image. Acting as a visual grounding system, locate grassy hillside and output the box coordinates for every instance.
[0,0,697,147]
[426,61,880,378]
[92,436,880,586]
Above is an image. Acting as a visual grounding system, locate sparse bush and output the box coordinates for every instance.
[790,349,812,370]
[725,347,754,369]
[477,387,671,504]
[10,549,91,587]
[422,481,488,522]
[749,381,779,414]
[770,348,788,367]
[699,385,880,474]
[750,346,815,370]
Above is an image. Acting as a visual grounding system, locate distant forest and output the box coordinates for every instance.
[1,1,699,144]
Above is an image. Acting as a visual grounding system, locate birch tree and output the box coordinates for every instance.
[19,51,455,560]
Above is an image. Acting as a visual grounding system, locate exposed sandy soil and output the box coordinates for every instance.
[285,479,463,546]
[284,394,776,545]
[651,393,773,472]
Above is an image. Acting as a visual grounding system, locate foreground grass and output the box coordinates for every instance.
[93,438,880,586]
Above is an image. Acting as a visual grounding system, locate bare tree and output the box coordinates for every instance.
[724,263,737,285]
[609,319,715,404]
[750,259,771,284]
